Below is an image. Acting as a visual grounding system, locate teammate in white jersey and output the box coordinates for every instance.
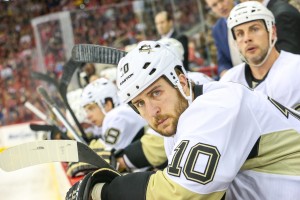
[80,77,146,150]
[220,1,300,110]
[66,78,147,177]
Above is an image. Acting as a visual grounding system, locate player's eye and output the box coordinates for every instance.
[85,104,97,113]
[235,31,243,38]
[251,26,259,32]
[151,90,161,98]
[135,100,145,108]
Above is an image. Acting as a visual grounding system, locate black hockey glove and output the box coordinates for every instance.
[65,168,121,200]
[67,148,117,178]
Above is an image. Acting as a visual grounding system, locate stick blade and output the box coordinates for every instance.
[0,140,78,172]
[0,140,115,172]
[77,142,115,170]
[72,44,127,64]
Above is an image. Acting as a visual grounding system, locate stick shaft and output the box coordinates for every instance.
[37,86,86,144]
[24,101,48,121]
[51,107,85,143]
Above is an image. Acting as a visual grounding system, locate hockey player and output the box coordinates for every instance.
[221,1,300,110]
[67,78,147,177]
[66,41,300,200]
[80,78,146,150]
[66,88,97,140]
[68,40,214,176]
[107,38,213,173]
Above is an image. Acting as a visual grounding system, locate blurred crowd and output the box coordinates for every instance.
[0,0,104,125]
[1,0,217,125]
[1,0,299,126]
[1,0,47,125]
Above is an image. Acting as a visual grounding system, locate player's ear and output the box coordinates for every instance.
[104,99,114,112]
[178,73,189,92]
[272,25,277,41]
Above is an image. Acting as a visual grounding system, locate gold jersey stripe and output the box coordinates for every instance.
[242,129,300,175]
[146,170,225,200]
[141,134,167,167]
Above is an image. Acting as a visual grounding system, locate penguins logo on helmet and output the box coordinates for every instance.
[139,44,153,54]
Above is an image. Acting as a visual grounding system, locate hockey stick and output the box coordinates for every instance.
[24,99,69,139]
[31,71,60,90]
[71,44,127,64]
[29,123,70,140]
[59,59,88,142]
[30,63,88,142]
[24,101,48,122]
[37,86,86,144]
[0,140,115,172]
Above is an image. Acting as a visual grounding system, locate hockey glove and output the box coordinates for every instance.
[67,138,117,177]
[67,148,117,177]
[65,168,121,200]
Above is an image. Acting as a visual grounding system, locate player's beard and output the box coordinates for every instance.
[150,89,189,137]
[245,45,269,66]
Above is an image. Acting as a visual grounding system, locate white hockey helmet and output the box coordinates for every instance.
[80,78,120,114]
[227,1,275,40]
[100,67,117,83]
[67,88,88,125]
[116,40,192,105]
[158,38,184,61]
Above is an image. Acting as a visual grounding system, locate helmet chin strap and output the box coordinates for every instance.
[176,78,193,105]
[97,101,107,115]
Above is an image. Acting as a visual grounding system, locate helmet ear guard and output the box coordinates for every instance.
[116,41,192,105]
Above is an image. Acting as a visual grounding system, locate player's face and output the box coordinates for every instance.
[233,20,270,66]
[155,13,173,36]
[131,77,188,137]
[205,0,234,18]
[84,103,105,127]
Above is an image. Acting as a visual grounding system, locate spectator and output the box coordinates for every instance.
[205,0,243,78]
[155,10,189,71]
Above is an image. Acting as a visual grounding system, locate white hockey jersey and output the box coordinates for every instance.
[187,71,213,85]
[220,51,300,110]
[146,81,300,199]
[102,104,147,150]
[162,71,214,163]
